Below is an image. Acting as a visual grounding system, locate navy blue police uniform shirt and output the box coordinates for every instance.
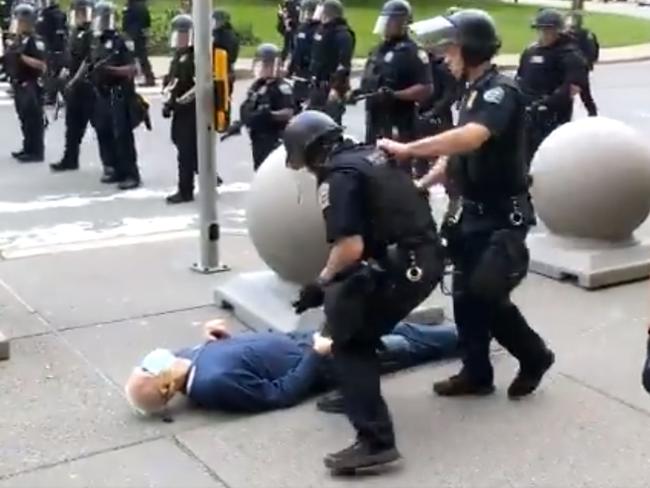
[318,167,366,245]
[175,332,322,412]
[17,35,46,81]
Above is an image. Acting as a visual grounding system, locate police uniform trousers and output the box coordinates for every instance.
[62,82,95,166]
[133,34,154,82]
[308,83,345,125]
[92,86,139,180]
[449,214,549,386]
[250,129,281,171]
[324,242,443,449]
[14,80,44,157]
[171,103,198,197]
[579,78,597,116]
[44,50,65,104]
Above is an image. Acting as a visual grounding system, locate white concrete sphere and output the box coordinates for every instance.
[246,146,329,284]
[531,117,650,241]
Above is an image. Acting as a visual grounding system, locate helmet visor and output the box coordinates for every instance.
[92,13,115,34]
[170,29,193,49]
[9,18,18,34]
[313,4,324,21]
[252,58,279,79]
[70,7,93,27]
[299,8,315,23]
[372,15,388,36]
[409,16,457,49]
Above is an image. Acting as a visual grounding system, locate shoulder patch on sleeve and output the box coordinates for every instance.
[125,39,135,51]
[418,49,430,65]
[35,40,45,51]
[483,86,505,104]
[318,182,330,211]
[279,82,292,95]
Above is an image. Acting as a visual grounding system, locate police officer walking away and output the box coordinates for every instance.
[162,14,197,204]
[36,0,66,105]
[232,43,294,170]
[566,10,598,116]
[379,9,554,399]
[6,2,46,162]
[308,0,354,124]
[122,0,154,87]
[50,0,94,172]
[91,0,140,189]
[517,8,585,163]
[284,110,443,473]
[212,8,239,106]
[357,0,432,145]
[286,0,320,106]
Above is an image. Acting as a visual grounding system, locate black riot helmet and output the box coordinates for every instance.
[212,7,230,30]
[252,42,281,79]
[319,0,343,24]
[92,0,115,35]
[373,0,412,38]
[410,9,501,67]
[283,110,343,171]
[170,13,192,49]
[11,2,37,33]
[70,0,94,28]
[532,8,564,29]
[299,0,319,23]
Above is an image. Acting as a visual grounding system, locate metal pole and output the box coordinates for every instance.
[192,0,228,273]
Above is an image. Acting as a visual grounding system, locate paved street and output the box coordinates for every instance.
[1,61,650,487]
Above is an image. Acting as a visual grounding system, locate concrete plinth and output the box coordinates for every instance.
[527,232,650,288]
[0,331,9,361]
[214,270,444,333]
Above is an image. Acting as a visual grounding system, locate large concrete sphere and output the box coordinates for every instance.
[246,146,329,284]
[531,117,650,241]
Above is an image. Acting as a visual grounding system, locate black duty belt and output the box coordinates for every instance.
[458,195,529,227]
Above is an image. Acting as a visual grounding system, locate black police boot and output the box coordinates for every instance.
[217,175,224,186]
[16,153,44,163]
[316,391,346,414]
[324,440,401,474]
[11,149,27,159]
[50,158,79,172]
[166,192,194,204]
[433,371,495,397]
[139,77,156,88]
[507,349,555,399]
[118,177,142,190]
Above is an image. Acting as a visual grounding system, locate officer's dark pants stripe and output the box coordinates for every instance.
[172,106,198,197]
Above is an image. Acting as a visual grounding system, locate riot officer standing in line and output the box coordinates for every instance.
[122,0,154,87]
[277,0,299,65]
[36,0,66,105]
[285,110,444,473]
[286,0,320,107]
[566,10,598,116]
[379,10,555,400]
[228,43,295,170]
[308,0,355,124]
[517,8,586,163]
[356,0,432,146]
[162,14,197,204]
[6,2,46,162]
[50,0,95,172]
[212,8,239,112]
[90,0,140,189]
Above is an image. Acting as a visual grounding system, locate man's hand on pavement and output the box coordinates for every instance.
[204,319,231,342]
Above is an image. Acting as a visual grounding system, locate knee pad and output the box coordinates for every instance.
[468,229,529,302]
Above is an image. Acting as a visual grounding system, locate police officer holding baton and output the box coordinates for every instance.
[379,10,555,400]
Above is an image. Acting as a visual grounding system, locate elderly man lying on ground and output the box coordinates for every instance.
[125,318,459,415]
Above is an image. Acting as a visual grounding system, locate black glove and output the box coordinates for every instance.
[162,103,172,119]
[376,86,395,103]
[292,281,325,314]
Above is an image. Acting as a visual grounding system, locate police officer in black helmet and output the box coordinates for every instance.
[565,10,598,117]
[517,8,586,164]
[50,0,95,172]
[36,0,67,105]
[6,2,46,162]
[286,0,320,106]
[285,110,444,473]
[355,0,432,146]
[212,8,239,109]
[90,0,141,189]
[308,0,355,124]
[162,14,197,204]
[234,43,295,170]
[379,9,555,400]
[122,0,154,87]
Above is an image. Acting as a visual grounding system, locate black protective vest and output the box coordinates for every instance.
[324,143,437,253]
[449,70,528,203]
[310,19,354,81]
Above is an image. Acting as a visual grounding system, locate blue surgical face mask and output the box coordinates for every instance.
[140,348,177,376]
